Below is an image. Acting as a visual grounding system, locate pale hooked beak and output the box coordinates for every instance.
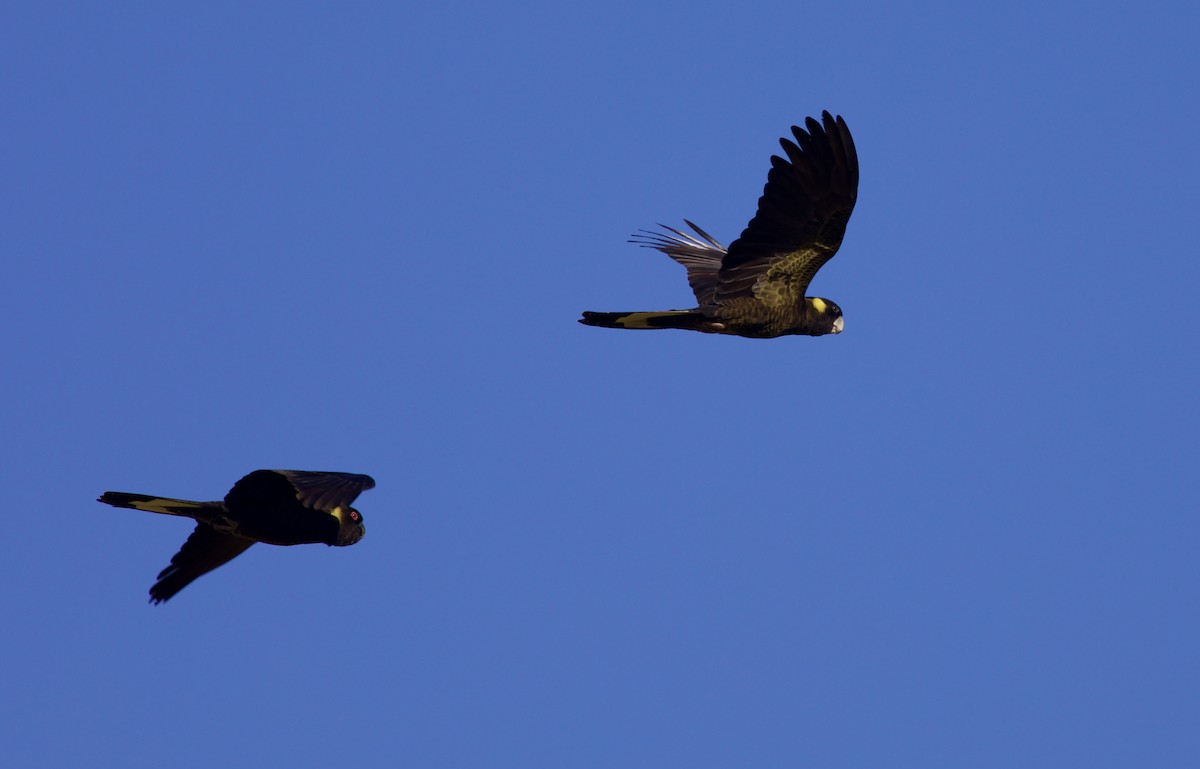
[832,316,844,334]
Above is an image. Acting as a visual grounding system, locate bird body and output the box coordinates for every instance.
[580,112,858,338]
[581,296,839,338]
[98,469,374,603]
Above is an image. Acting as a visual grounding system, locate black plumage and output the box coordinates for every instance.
[98,469,375,604]
[580,111,858,338]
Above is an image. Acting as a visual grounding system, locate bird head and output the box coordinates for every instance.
[330,506,366,546]
[806,297,844,335]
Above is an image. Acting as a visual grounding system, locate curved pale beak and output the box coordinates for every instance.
[832,316,844,334]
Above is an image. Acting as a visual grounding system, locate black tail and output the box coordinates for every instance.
[98,492,222,519]
[579,310,713,331]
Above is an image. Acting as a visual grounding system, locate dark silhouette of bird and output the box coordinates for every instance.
[98,469,375,604]
[580,111,858,338]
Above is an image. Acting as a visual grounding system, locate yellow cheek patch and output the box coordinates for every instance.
[810,298,828,314]
[331,506,360,524]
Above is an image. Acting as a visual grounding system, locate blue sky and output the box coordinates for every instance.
[3,2,1198,767]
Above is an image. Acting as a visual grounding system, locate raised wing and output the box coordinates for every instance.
[629,220,727,307]
[149,524,254,604]
[269,470,376,511]
[226,469,375,512]
[715,112,858,305]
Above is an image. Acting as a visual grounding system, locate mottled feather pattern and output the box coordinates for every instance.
[716,113,858,306]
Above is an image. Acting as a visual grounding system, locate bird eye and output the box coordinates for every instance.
[350,510,360,521]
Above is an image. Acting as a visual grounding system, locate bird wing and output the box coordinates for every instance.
[267,470,376,511]
[149,523,254,604]
[714,112,858,306]
[629,220,727,307]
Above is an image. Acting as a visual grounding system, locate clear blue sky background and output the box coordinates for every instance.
[3,2,1197,767]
